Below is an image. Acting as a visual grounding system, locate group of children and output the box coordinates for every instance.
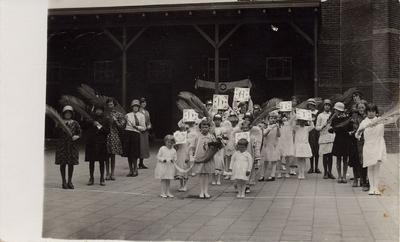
[155,93,388,198]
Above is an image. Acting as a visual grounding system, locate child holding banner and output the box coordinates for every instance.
[292,109,315,179]
[155,135,177,198]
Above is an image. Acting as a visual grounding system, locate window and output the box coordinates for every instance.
[94,61,114,83]
[148,60,172,83]
[208,58,229,81]
[266,57,292,80]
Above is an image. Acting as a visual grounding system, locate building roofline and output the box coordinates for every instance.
[48,0,320,16]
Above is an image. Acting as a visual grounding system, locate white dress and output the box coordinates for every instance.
[292,122,314,158]
[356,117,387,167]
[262,125,281,161]
[155,146,177,179]
[278,121,294,157]
[230,151,253,181]
[213,126,227,173]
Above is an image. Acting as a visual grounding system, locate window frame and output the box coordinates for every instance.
[266,57,292,80]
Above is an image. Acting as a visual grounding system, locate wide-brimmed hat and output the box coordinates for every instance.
[307,98,316,106]
[333,102,345,112]
[206,100,212,105]
[323,99,332,106]
[353,90,363,96]
[213,114,222,121]
[62,105,73,113]
[131,99,141,107]
[140,97,146,103]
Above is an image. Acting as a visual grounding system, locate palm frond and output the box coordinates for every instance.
[176,99,191,112]
[59,95,93,122]
[77,84,106,104]
[252,98,282,126]
[341,87,357,104]
[45,104,73,137]
[360,102,400,131]
[178,92,203,115]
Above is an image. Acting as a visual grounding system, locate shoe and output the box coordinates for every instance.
[362,185,369,192]
[67,183,74,189]
[224,175,230,180]
[110,175,116,181]
[245,187,250,194]
[199,194,205,198]
[160,194,167,198]
[328,173,335,179]
[337,178,343,183]
[132,170,138,177]
[100,179,106,186]
[127,171,133,177]
[204,193,210,198]
[167,193,174,198]
[292,171,297,175]
[105,174,110,180]
[282,165,287,171]
[308,169,313,174]
[315,169,322,174]
[298,176,302,180]
[285,173,290,178]
[87,178,94,186]
[237,194,241,198]
[350,177,354,180]
[139,164,148,169]
[216,181,221,186]
[191,173,196,177]
[301,176,306,180]
[211,181,216,185]
[258,176,265,182]
[342,178,347,184]
[277,174,282,179]
[266,177,275,181]
[240,194,245,198]
[369,191,375,195]
[323,174,329,179]
[62,182,68,189]
[352,181,358,187]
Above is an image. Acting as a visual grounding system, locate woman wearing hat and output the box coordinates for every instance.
[84,103,110,186]
[122,99,147,177]
[329,102,352,183]
[138,97,152,169]
[54,105,82,189]
[315,99,335,179]
[307,98,321,174]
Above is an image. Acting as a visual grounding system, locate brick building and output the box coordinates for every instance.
[46,0,399,152]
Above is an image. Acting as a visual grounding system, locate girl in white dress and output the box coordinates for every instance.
[155,135,177,198]
[229,138,253,198]
[292,116,314,179]
[211,114,228,185]
[278,111,295,178]
[356,103,387,195]
[260,113,281,181]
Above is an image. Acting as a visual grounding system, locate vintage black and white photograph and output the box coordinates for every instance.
[1,0,399,241]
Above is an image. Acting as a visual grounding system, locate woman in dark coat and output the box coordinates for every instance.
[329,102,352,184]
[307,99,320,174]
[84,103,110,186]
[54,105,82,189]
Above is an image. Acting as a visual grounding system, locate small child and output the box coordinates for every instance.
[229,139,253,198]
[189,120,215,198]
[278,112,295,178]
[155,135,177,198]
[292,115,314,179]
[260,112,281,181]
[356,103,387,195]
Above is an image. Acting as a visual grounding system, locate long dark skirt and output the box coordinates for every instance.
[85,142,108,162]
[122,130,141,159]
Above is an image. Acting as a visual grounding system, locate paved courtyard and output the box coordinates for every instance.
[43,140,399,241]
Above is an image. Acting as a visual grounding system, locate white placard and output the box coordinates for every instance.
[183,109,198,122]
[278,101,292,112]
[235,131,250,143]
[173,131,187,145]
[234,87,250,102]
[213,94,229,110]
[296,108,312,121]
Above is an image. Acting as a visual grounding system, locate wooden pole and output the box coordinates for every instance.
[314,14,318,97]
[215,24,220,94]
[122,27,127,110]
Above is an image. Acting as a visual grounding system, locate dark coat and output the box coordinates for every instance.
[84,114,110,162]
[330,115,352,157]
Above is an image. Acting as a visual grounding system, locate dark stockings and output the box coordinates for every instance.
[60,165,74,184]
[106,154,116,176]
[139,158,144,166]
[89,161,105,180]
[323,154,333,175]
[353,165,368,186]
[310,155,319,171]
[128,157,138,172]
[336,156,348,179]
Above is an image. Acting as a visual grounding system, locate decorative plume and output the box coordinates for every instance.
[252,97,282,126]
[359,102,400,132]
[178,91,210,118]
[77,84,125,116]
[45,104,73,137]
[176,99,191,112]
[59,95,93,122]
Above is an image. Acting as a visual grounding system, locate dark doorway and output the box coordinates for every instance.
[146,84,172,139]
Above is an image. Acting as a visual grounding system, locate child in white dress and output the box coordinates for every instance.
[211,114,229,185]
[292,116,314,179]
[229,138,253,198]
[278,111,295,178]
[155,135,177,198]
[260,113,281,181]
[356,103,387,195]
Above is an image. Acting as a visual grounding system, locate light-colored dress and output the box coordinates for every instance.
[189,132,215,174]
[315,111,335,155]
[213,126,228,173]
[155,146,177,179]
[262,125,281,161]
[246,133,261,185]
[356,117,387,167]
[292,121,314,158]
[278,121,294,157]
[174,128,197,180]
[230,150,253,181]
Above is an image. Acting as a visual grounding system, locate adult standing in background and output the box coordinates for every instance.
[122,99,146,177]
[105,98,126,180]
[139,97,151,169]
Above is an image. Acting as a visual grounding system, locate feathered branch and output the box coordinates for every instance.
[178,91,210,118]
[176,99,191,112]
[45,104,73,137]
[358,102,400,132]
[252,97,282,126]
[59,95,93,122]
